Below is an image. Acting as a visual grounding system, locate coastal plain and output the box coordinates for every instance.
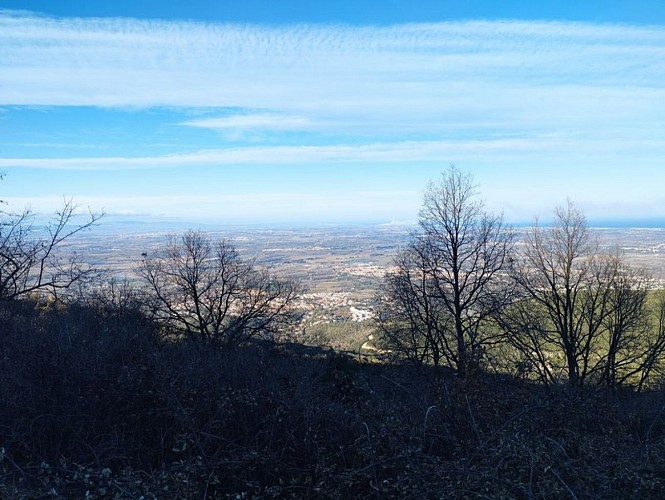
[63,221,665,327]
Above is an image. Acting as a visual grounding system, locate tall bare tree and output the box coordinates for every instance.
[637,291,665,390]
[378,166,515,375]
[600,258,651,387]
[500,201,665,389]
[138,230,301,346]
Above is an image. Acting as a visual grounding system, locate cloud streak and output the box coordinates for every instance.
[2,12,665,136]
[1,134,663,170]
[183,114,316,131]
[2,11,665,222]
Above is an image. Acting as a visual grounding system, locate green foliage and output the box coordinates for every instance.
[304,320,374,352]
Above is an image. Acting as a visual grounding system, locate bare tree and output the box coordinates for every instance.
[600,257,651,387]
[378,238,453,368]
[0,198,102,301]
[636,291,665,390]
[378,166,515,375]
[138,230,301,346]
[500,201,665,389]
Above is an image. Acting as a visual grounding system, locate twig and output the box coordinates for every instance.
[549,467,579,500]
[465,395,482,445]
[202,470,216,500]
[423,405,439,446]
[645,404,665,445]
[111,479,138,499]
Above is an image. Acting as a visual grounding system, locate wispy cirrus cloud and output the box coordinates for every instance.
[2,10,665,222]
[2,11,665,137]
[182,114,316,131]
[1,134,663,171]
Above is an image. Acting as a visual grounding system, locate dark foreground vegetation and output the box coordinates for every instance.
[4,170,665,497]
[2,298,665,498]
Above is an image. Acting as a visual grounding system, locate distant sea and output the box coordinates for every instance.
[512,218,665,229]
[30,213,665,234]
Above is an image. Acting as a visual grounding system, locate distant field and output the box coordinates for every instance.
[60,221,665,330]
[59,221,409,332]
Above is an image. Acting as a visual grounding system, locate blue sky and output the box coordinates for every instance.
[1,1,665,224]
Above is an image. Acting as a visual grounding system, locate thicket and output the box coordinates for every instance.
[2,297,665,498]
